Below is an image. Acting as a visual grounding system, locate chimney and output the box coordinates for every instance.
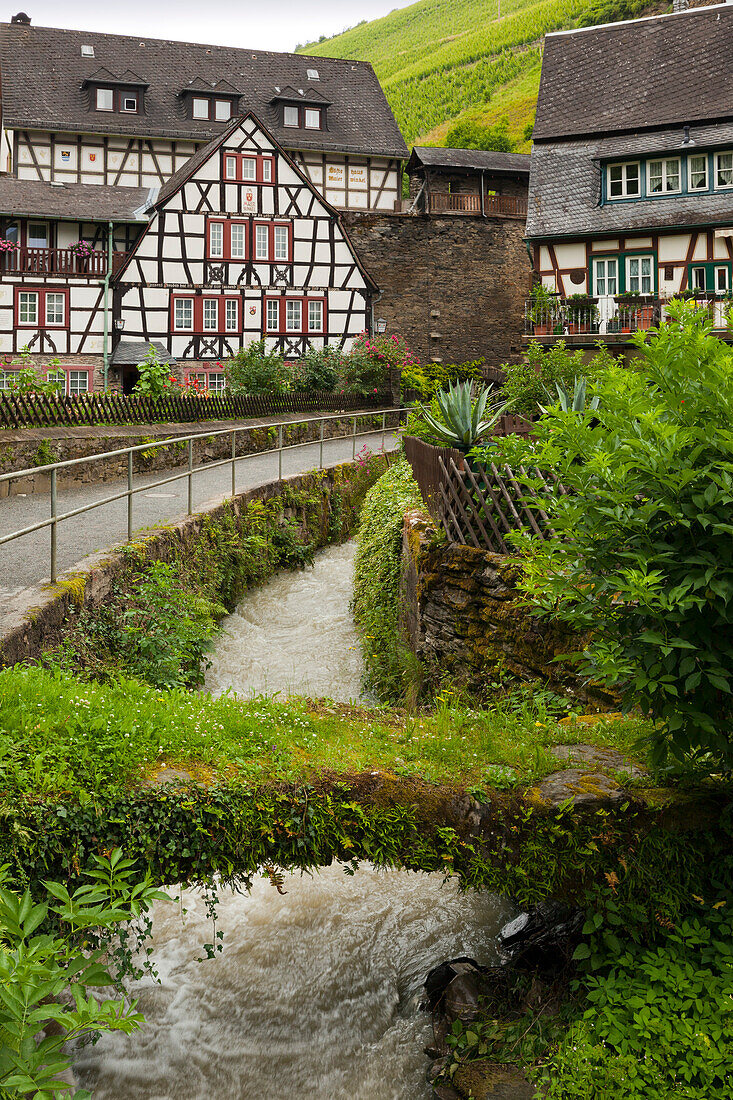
[10,11,31,22]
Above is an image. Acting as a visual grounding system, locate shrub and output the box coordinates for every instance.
[515,303,733,770]
[445,115,515,152]
[134,343,177,398]
[341,332,416,395]
[352,458,424,699]
[290,345,345,392]
[224,339,290,395]
[402,357,486,400]
[502,341,616,417]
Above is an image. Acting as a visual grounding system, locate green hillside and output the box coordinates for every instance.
[297,0,661,150]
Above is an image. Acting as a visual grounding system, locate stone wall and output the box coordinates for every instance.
[344,211,531,371]
[400,510,615,708]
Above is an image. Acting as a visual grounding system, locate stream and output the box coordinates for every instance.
[75,540,514,1099]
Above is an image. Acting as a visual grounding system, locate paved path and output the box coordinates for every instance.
[0,431,396,631]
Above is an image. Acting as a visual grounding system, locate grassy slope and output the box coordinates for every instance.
[297,0,662,149]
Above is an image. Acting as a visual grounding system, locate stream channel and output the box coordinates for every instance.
[75,541,514,1099]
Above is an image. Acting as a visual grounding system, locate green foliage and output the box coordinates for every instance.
[133,343,176,398]
[33,439,57,468]
[402,358,486,401]
[298,0,658,146]
[1,346,64,396]
[502,341,617,417]
[515,305,733,770]
[290,346,345,392]
[445,115,515,151]
[0,850,165,1098]
[546,375,600,415]
[224,339,290,395]
[340,332,415,395]
[352,459,424,699]
[417,380,508,452]
[538,904,733,1097]
[46,561,223,690]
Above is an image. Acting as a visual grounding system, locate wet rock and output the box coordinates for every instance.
[425,957,485,1013]
[499,901,583,971]
[533,767,624,807]
[452,1061,535,1099]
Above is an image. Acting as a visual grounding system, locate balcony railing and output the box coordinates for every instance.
[524,295,733,338]
[428,192,527,217]
[0,247,128,278]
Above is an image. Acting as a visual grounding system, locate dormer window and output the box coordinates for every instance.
[122,92,138,113]
[190,96,233,121]
[284,105,299,127]
[96,88,113,112]
[85,69,147,115]
[305,108,321,130]
[271,86,330,133]
[607,161,640,199]
[282,105,322,130]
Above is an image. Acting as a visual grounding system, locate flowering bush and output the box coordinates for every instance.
[341,332,416,394]
[69,240,97,256]
[1,347,64,395]
[225,339,290,395]
[0,237,18,253]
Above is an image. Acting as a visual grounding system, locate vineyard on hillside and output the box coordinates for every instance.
[297,0,663,148]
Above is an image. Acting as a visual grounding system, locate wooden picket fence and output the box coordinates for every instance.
[0,389,393,429]
[404,435,563,553]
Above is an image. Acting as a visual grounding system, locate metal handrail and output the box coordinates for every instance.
[0,407,399,583]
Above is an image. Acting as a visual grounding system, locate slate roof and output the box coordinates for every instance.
[0,178,152,222]
[408,147,531,175]
[111,339,175,366]
[526,123,733,238]
[534,5,733,142]
[0,21,408,159]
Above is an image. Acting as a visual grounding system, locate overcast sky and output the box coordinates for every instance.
[11,0,414,52]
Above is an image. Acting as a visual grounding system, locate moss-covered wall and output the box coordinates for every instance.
[400,510,615,708]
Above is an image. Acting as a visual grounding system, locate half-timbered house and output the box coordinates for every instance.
[0,13,406,392]
[525,3,733,350]
[112,112,375,392]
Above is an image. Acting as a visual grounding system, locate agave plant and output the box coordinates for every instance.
[418,380,509,452]
[542,375,600,414]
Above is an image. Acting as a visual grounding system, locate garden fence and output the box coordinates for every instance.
[0,389,393,430]
[404,434,563,553]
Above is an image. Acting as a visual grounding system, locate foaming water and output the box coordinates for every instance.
[205,540,365,703]
[74,865,515,1099]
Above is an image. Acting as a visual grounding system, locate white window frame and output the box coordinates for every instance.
[241,157,257,181]
[285,300,302,332]
[607,161,641,200]
[688,154,709,191]
[225,156,238,180]
[46,369,66,393]
[202,299,218,331]
[273,225,289,262]
[192,97,210,120]
[225,300,238,332]
[18,291,38,326]
[27,222,49,249]
[647,157,681,195]
[266,299,280,332]
[214,99,231,122]
[0,370,16,390]
[174,298,194,331]
[626,255,654,295]
[208,372,226,393]
[209,222,224,258]
[304,108,321,130]
[593,256,618,297]
[255,224,269,261]
[230,223,246,259]
[45,292,65,327]
[68,370,89,395]
[283,105,299,127]
[715,151,733,190]
[308,300,324,333]
[690,265,707,292]
[121,93,138,113]
[261,158,272,182]
[715,266,730,293]
[95,87,113,112]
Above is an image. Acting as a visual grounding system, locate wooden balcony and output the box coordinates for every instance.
[0,247,128,278]
[427,191,527,217]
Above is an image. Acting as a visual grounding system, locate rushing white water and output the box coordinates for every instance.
[204,540,365,703]
[74,866,515,1100]
[76,543,513,1098]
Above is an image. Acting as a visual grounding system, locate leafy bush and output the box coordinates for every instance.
[134,343,177,398]
[445,114,515,151]
[341,332,416,395]
[290,345,345,392]
[0,850,164,1098]
[352,459,424,699]
[224,339,290,395]
[516,304,733,769]
[48,561,223,689]
[402,357,486,400]
[502,341,617,416]
[536,904,733,1098]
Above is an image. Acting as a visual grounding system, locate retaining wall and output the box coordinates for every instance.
[400,510,615,708]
